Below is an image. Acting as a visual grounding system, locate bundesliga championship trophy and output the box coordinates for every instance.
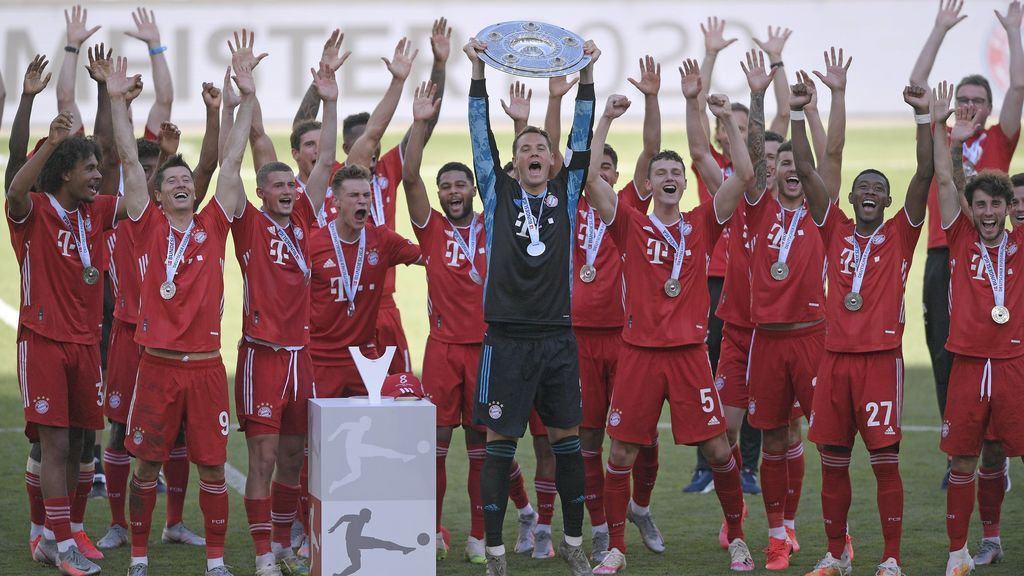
[477,21,591,77]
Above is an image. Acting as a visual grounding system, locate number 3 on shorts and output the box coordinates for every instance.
[700,388,716,413]
[219,411,230,435]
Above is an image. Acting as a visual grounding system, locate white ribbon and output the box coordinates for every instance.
[584,207,607,268]
[261,211,309,280]
[445,213,480,279]
[649,213,686,282]
[849,223,884,295]
[519,188,547,247]
[776,206,806,265]
[165,220,196,286]
[46,193,92,271]
[977,232,1008,309]
[328,222,365,316]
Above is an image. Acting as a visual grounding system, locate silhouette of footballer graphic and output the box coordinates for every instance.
[327,416,420,494]
[327,508,424,575]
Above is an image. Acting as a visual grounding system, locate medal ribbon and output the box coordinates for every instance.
[776,206,805,265]
[370,175,386,226]
[445,213,480,279]
[649,213,686,282]
[261,211,310,279]
[584,207,607,268]
[849,223,884,295]
[519,188,547,247]
[165,220,195,286]
[328,222,366,311]
[46,193,92,271]
[977,232,1007,308]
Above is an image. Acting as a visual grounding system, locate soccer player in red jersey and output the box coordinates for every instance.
[931,82,1024,576]
[911,1,1024,488]
[797,77,933,576]
[108,42,251,573]
[587,87,754,574]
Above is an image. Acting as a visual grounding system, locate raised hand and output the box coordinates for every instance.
[125,75,144,105]
[106,56,141,98]
[701,16,737,54]
[679,58,702,100]
[462,38,487,64]
[707,94,732,119]
[790,70,815,110]
[753,26,793,60]
[741,49,774,94]
[951,103,984,143]
[222,66,240,109]
[431,17,452,63]
[996,1,1024,32]
[232,59,256,97]
[201,81,221,110]
[812,46,852,92]
[85,43,113,84]
[603,94,631,119]
[23,54,52,96]
[931,80,955,123]
[125,7,161,48]
[500,81,532,123]
[49,111,75,146]
[157,121,180,156]
[583,40,601,67]
[903,84,931,113]
[383,37,418,81]
[65,5,100,48]
[627,55,661,96]
[935,0,968,31]
[310,60,337,102]
[228,29,268,73]
[549,75,579,98]
[413,80,441,121]
[320,29,351,73]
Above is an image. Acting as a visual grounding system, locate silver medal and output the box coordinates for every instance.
[527,241,546,257]
[580,264,596,283]
[843,292,863,312]
[82,266,100,285]
[664,278,681,298]
[770,261,789,281]
[992,305,1010,325]
[347,303,355,318]
[469,269,483,285]
[159,281,176,300]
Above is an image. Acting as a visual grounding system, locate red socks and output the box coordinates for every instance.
[245,497,272,556]
[604,461,632,553]
[582,448,606,526]
[508,460,530,510]
[869,451,903,563]
[199,479,229,560]
[760,449,788,531]
[103,448,131,528]
[164,445,190,527]
[785,442,805,525]
[44,497,73,543]
[467,444,485,540]
[129,476,158,557]
[535,475,557,526]
[631,442,659,508]
[947,470,976,551]
[70,463,94,527]
[436,440,449,533]
[710,454,745,542]
[25,470,45,527]
[820,450,852,558]
[978,464,1006,540]
[271,482,300,549]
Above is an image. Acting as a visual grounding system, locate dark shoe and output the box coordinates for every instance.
[740,468,762,495]
[682,469,714,494]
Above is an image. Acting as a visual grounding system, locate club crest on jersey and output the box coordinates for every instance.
[377,176,389,191]
[714,376,725,391]
[108,392,121,409]
[747,400,756,415]
[293,227,304,241]
[84,216,93,232]
[941,421,951,438]
[195,231,208,243]
[33,396,50,414]
[1010,243,1019,256]
[608,409,622,427]
[487,401,503,420]
[873,234,886,245]
[132,428,145,445]
[681,222,693,236]
[367,249,380,266]
[544,194,558,208]
[257,403,273,418]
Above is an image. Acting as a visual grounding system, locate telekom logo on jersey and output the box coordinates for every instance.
[329,278,368,303]
[967,252,1016,282]
[444,240,468,267]
[269,238,293,266]
[56,229,77,257]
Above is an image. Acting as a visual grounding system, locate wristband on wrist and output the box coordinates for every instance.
[64,45,79,54]
[790,109,806,121]
[914,113,931,125]
[149,45,167,56]
[770,61,784,69]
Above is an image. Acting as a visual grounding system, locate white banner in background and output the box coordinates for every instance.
[0,1,1014,126]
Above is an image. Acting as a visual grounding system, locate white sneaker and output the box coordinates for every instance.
[875,557,904,576]
[533,527,555,559]
[626,503,665,553]
[592,547,626,574]
[515,510,537,554]
[255,563,284,576]
[973,538,1004,565]
[728,539,754,572]
[805,551,852,576]
[946,545,975,576]
[162,521,206,545]
[96,524,130,549]
[465,536,486,564]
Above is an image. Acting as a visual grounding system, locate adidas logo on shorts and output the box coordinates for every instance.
[707,416,720,426]
[884,426,896,436]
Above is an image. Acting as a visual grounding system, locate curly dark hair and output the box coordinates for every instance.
[37,136,101,194]
[965,170,1013,205]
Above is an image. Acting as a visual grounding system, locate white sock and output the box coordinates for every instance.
[629,500,650,515]
[535,524,552,534]
[43,527,55,541]
[783,519,795,530]
[486,544,506,556]
[56,538,74,553]
[256,552,275,568]
[131,556,149,566]
[518,503,535,516]
[564,535,583,547]
[30,523,44,539]
[769,527,787,540]
[207,557,225,570]
[591,523,608,535]
[71,522,84,533]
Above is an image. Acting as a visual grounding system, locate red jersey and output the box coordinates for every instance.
[715,202,753,329]
[694,145,731,278]
[133,200,230,352]
[413,209,487,344]
[747,194,826,325]
[231,195,316,347]
[573,182,652,328]
[927,125,1019,249]
[7,193,118,344]
[819,205,922,353]
[108,223,141,325]
[608,201,724,348]
[307,222,420,366]
[946,212,1024,359]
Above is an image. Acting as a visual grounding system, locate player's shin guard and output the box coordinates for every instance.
[604,461,632,552]
[820,450,852,558]
[44,497,73,544]
[508,459,531,510]
[947,470,976,551]
[582,448,606,526]
[164,445,189,527]
[129,476,158,557]
[481,440,516,547]
[870,451,903,563]
[199,479,229,560]
[710,455,745,541]
[785,442,805,526]
[467,444,486,540]
[245,497,272,556]
[436,440,449,533]
[632,440,659,508]
[551,436,585,540]
[535,475,557,526]
[271,482,300,549]
[103,448,131,528]
[978,464,1006,540]
[760,449,788,533]
[26,463,45,530]
[70,462,94,530]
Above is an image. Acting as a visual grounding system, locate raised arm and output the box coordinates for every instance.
[108,58,149,220]
[6,56,52,190]
[681,59,722,192]
[754,26,793,137]
[950,102,985,212]
[399,17,451,153]
[59,5,100,134]
[910,0,967,88]
[402,81,442,227]
[192,82,221,207]
[586,95,629,223]
[932,81,961,227]
[465,38,502,209]
[903,84,935,224]
[544,75,577,174]
[126,8,173,135]
[291,28,350,126]
[804,81,828,165]
[6,113,73,221]
[219,66,238,164]
[568,41,599,201]
[997,1,1024,137]
[347,38,417,169]
[790,72,831,225]
[217,30,264,219]
[85,44,119,196]
[627,55,662,195]
[699,17,737,138]
[742,49,774,202]
[501,81,532,136]
[304,61,340,215]
[250,98,279,170]
[812,47,852,200]
[708,94,754,222]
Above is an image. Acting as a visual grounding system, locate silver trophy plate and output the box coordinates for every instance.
[477,21,590,78]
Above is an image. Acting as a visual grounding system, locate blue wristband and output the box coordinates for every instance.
[149,45,167,56]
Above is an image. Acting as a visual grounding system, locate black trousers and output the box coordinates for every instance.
[923,248,953,417]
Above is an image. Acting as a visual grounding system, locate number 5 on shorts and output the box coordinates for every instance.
[700,388,716,413]
[219,411,230,435]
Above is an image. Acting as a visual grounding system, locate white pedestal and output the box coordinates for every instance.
[308,397,436,576]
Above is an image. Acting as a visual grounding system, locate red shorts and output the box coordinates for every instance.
[235,339,315,437]
[18,327,104,439]
[941,354,1024,458]
[126,352,229,465]
[313,361,367,398]
[421,337,483,430]
[607,343,726,446]
[104,319,143,424]
[575,327,622,429]
[746,323,824,430]
[715,323,754,409]
[376,304,411,375]
[809,349,904,450]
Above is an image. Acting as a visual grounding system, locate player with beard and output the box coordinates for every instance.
[797,77,933,576]
[587,88,754,574]
[464,34,597,576]
[931,82,1024,576]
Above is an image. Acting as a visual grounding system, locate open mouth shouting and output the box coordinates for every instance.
[527,160,544,180]
[354,208,368,223]
[784,176,801,193]
[979,217,1000,236]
